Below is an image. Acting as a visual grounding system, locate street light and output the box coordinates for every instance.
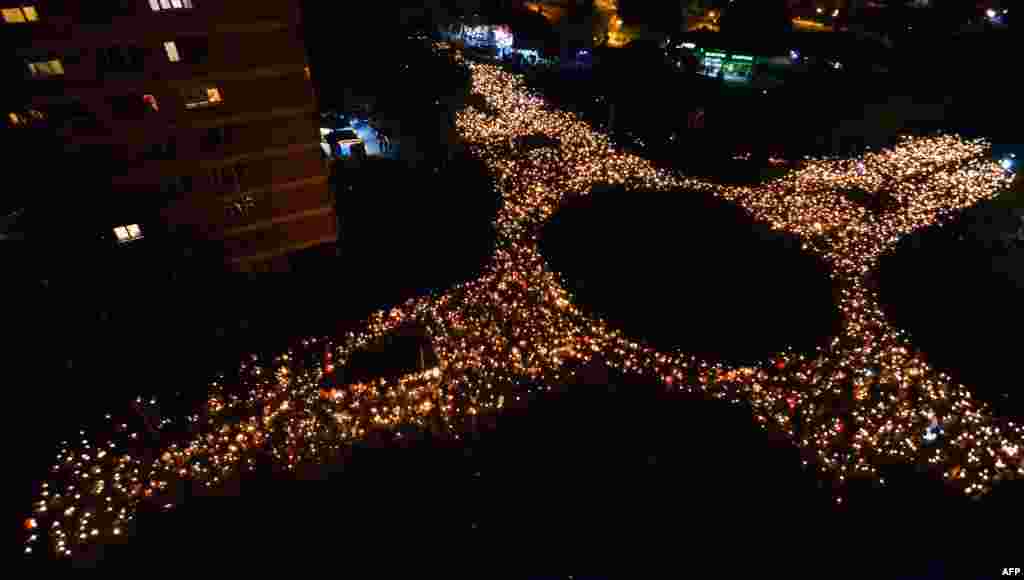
[817,7,824,15]
[986,8,997,19]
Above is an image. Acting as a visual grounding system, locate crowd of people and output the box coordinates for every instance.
[22,52,1023,563]
[372,124,392,154]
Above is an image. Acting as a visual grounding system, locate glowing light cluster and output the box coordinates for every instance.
[23,60,1022,560]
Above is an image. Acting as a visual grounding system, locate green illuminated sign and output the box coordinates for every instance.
[731,54,754,62]
[705,51,727,58]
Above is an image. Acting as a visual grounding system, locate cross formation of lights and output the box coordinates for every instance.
[23,56,1022,559]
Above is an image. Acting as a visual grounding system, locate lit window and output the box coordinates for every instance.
[185,86,223,109]
[150,0,192,11]
[164,41,180,62]
[27,59,63,77]
[114,224,143,243]
[7,108,45,126]
[3,6,38,23]
[2,8,23,22]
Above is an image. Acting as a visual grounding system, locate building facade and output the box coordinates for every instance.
[4,0,333,272]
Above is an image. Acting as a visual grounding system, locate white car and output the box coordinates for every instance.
[321,127,365,159]
[332,129,364,158]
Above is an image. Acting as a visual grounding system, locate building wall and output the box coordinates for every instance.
[221,209,337,269]
[7,0,331,271]
[158,150,330,236]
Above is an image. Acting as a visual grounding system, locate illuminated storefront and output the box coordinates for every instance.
[696,49,757,82]
[462,24,514,58]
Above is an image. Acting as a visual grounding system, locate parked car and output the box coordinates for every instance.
[331,129,365,159]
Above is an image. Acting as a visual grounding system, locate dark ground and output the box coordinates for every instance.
[540,187,840,365]
[877,217,1024,420]
[331,154,500,304]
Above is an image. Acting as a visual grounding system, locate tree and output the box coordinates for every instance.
[719,0,792,35]
[567,0,596,23]
[618,0,685,35]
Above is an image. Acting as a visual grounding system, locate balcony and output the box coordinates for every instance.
[218,181,333,236]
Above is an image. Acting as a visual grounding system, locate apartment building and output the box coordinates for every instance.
[3,0,333,272]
